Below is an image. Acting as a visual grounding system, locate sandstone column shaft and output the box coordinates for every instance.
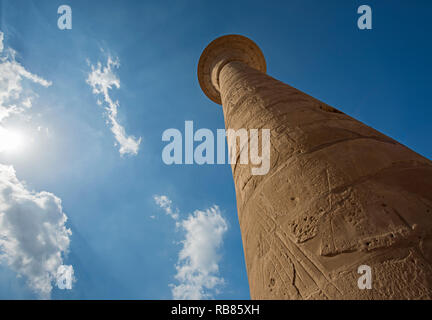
[198,35,432,299]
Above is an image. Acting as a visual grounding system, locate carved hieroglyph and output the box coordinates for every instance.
[198,35,432,299]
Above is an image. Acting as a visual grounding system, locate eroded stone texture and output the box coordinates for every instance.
[198,35,432,299]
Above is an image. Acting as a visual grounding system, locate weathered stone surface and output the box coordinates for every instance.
[198,35,432,299]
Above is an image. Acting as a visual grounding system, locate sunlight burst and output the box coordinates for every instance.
[0,127,26,154]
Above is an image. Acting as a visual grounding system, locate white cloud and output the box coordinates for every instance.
[0,31,4,53]
[0,30,74,299]
[153,195,179,220]
[154,195,228,299]
[86,56,141,156]
[56,265,74,290]
[22,97,32,108]
[0,164,73,299]
[0,31,51,123]
[173,206,228,299]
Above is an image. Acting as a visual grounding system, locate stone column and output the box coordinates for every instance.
[198,35,432,299]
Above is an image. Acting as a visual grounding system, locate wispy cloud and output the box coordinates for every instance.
[153,195,179,220]
[0,31,4,53]
[0,30,74,299]
[154,195,228,299]
[0,165,74,299]
[0,30,51,123]
[86,56,141,156]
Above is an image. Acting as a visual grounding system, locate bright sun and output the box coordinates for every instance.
[0,127,26,154]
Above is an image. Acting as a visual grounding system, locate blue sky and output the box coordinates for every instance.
[0,0,431,299]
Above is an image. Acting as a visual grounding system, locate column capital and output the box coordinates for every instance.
[198,34,266,104]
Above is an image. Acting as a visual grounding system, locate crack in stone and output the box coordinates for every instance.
[302,136,396,156]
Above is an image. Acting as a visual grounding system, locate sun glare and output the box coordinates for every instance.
[0,127,26,154]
